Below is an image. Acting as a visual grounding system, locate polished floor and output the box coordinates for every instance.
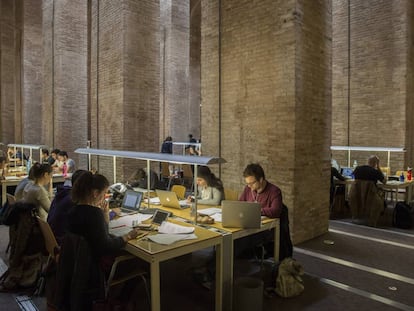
[0,203,413,310]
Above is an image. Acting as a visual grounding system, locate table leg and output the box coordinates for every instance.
[150,261,161,311]
[221,233,233,311]
[274,221,280,262]
[215,242,223,311]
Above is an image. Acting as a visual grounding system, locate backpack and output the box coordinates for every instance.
[274,258,304,298]
[393,202,413,229]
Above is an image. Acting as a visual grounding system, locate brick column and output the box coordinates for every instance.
[42,0,88,166]
[202,0,332,244]
[90,0,160,182]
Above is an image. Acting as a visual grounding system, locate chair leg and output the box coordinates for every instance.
[140,275,151,309]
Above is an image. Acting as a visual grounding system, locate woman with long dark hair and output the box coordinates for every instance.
[188,166,224,205]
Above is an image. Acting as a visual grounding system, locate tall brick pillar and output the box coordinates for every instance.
[90,0,160,182]
[332,1,414,171]
[22,0,42,145]
[42,0,88,167]
[0,0,22,145]
[202,0,332,244]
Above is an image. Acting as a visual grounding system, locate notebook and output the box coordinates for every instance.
[155,189,190,209]
[120,190,143,214]
[221,200,262,229]
[341,167,354,178]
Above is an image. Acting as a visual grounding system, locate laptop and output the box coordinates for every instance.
[221,200,262,229]
[340,167,354,178]
[120,190,143,214]
[155,189,190,209]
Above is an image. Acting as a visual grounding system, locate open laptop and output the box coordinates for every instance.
[155,189,190,209]
[221,200,262,229]
[340,167,354,179]
[120,190,143,214]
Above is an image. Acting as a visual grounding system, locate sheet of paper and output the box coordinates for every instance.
[158,221,195,234]
[143,197,161,204]
[109,214,152,229]
[147,233,197,245]
[109,226,131,237]
[197,207,222,216]
[210,213,222,222]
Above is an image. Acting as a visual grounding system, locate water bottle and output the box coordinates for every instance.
[26,157,31,174]
[399,172,405,182]
[353,160,358,169]
[62,162,68,177]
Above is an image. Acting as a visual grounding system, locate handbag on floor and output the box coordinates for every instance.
[274,258,304,298]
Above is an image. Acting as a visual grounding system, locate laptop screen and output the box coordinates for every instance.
[121,190,143,212]
[341,167,354,178]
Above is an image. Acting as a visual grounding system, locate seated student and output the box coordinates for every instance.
[353,155,386,185]
[50,148,61,168]
[42,148,55,165]
[56,150,76,174]
[14,166,36,201]
[22,163,53,220]
[47,169,88,245]
[57,172,140,309]
[187,166,224,205]
[237,163,292,261]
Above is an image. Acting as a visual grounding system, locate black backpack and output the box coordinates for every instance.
[393,202,413,229]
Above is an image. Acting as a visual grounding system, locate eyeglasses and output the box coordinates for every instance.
[245,180,258,187]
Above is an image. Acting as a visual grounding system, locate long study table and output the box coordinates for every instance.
[147,203,280,311]
[124,218,223,311]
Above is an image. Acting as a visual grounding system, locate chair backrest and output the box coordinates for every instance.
[380,167,390,176]
[37,216,59,262]
[171,185,186,200]
[6,193,16,205]
[224,188,239,201]
[161,162,171,178]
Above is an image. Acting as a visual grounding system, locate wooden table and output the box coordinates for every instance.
[125,218,223,311]
[146,203,280,311]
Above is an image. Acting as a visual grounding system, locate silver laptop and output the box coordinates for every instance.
[221,200,262,229]
[156,189,190,209]
[120,190,143,214]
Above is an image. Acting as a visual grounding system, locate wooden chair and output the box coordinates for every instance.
[55,233,150,309]
[224,188,239,201]
[182,164,194,191]
[37,216,60,263]
[171,184,186,200]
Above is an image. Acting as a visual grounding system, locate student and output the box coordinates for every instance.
[187,166,224,205]
[57,151,76,174]
[50,148,61,168]
[353,155,386,185]
[14,165,36,201]
[160,136,173,154]
[42,149,55,166]
[22,163,53,220]
[67,171,139,257]
[239,163,282,218]
[238,163,292,261]
[47,169,88,245]
[60,172,140,309]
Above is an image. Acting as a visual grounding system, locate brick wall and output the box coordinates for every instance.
[0,0,21,145]
[22,0,42,145]
[90,0,160,182]
[41,0,88,167]
[332,0,411,172]
[201,0,332,243]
